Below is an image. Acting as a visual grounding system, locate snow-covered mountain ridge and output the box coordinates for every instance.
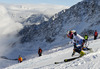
[19,0,100,46]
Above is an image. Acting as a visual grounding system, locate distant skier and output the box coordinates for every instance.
[94,30,98,40]
[84,34,88,46]
[72,43,86,57]
[84,34,88,41]
[18,55,23,63]
[38,47,42,57]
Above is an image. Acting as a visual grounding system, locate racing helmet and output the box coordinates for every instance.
[67,30,73,39]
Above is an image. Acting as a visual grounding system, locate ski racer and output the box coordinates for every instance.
[67,30,91,51]
[84,34,88,46]
[18,55,23,63]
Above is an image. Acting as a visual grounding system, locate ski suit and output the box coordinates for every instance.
[67,30,91,53]
[72,33,90,51]
[73,34,84,46]
[72,46,85,57]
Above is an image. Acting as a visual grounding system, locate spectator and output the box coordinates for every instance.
[18,55,23,63]
[38,47,42,57]
[94,30,98,40]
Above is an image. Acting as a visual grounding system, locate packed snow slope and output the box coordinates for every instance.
[5,38,100,69]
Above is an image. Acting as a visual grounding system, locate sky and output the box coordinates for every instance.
[0,0,82,7]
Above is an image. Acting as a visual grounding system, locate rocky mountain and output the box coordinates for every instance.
[22,14,50,25]
[19,0,100,45]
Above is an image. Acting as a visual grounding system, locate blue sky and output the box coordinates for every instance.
[0,0,82,6]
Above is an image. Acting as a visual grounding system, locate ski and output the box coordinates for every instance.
[55,56,80,64]
[64,56,80,62]
[55,61,64,64]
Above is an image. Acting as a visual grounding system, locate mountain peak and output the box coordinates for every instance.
[83,0,100,3]
[83,0,100,6]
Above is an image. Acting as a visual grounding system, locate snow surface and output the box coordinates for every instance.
[5,39,100,69]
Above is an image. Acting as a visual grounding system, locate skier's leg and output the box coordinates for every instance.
[79,51,86,57]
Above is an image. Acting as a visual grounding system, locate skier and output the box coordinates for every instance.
[94,30,98,40]
[67,30,85,46]
[67,30,91,51]
[84,34,88,46]
[84,34,88,41]
[72,43,86,57]
[38,47,42,57]
[18,55,23,63]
